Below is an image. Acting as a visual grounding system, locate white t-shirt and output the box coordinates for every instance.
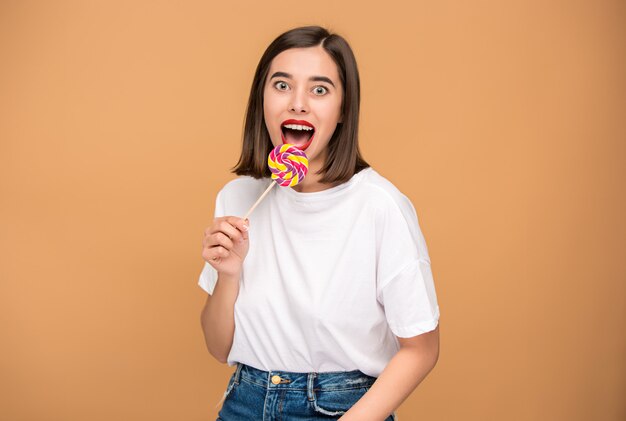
[198,166,440,377]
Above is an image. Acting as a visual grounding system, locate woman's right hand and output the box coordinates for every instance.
[202,216,250,277]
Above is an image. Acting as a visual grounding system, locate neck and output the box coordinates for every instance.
[290,157,338,193]
[291,178,338,193]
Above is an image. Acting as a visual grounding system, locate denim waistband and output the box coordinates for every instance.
[233,362,378,392]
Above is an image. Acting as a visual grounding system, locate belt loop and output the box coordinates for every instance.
[234,362,243,385]
[307,372,317,401]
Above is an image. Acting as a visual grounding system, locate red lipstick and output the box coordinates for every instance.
[280,119,315,151]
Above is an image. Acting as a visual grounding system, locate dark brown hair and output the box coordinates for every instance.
[231,25,369,184]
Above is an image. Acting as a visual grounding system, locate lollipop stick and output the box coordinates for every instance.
[243,180,276,220]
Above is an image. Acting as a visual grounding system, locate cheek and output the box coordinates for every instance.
[320,108,341,132]
[262,103,274,129]
[264,97,283,122]
[323,97,342,118]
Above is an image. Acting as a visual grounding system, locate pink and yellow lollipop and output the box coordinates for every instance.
[268,144,309,187]
[243,144,309,219]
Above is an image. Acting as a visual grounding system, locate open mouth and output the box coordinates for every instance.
[280,120,315,151]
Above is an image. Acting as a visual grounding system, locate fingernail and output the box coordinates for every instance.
[242,224,249,231]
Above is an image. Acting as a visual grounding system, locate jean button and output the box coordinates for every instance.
[271,375,282,384]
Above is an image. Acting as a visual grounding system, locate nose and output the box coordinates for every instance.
[288,88,308,114]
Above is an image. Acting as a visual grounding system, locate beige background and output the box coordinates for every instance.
[1,0,624,420]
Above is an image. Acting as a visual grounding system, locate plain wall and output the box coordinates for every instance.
[1,0,624,420]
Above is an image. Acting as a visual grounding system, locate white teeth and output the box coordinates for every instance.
[283,124,313,131]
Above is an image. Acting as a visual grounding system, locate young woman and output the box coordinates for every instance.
[199,25,441,421]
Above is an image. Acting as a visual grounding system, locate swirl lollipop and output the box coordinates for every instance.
[268,144,309,186]
[243,144,309,219]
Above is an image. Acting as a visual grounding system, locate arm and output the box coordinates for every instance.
[339,324,440,421]
[200,271,240,363]
[199,216,249,363]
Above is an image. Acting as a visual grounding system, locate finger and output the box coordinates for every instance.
[203,245,229,263]
[242,218,249,240]
[213,245,230,259]
[225,216,249,241]
[206,217,248,243]
[205,218,242,244]
[206,216,231,235]
[218,218,246,243]
[202,228,214,248]
[210,231,234,251]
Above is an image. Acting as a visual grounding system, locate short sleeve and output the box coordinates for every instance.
[198,190,225,295]
[375,193,440,337]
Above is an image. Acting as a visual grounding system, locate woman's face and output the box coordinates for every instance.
[263,46,343,168]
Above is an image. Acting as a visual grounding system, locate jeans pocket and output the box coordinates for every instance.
[311,387,368,417]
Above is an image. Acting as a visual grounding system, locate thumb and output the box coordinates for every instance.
[242,218,250,240]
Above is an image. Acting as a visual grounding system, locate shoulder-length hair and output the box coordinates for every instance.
[231,25,369,184]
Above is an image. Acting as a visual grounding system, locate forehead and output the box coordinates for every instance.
[268,46,341,82]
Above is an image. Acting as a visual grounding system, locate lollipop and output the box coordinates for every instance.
[268,144,309,187]
[243,144,308,219]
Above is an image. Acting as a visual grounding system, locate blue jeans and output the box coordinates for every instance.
[216,362,398,420]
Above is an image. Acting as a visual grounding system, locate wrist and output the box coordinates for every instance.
[218,270,242,282]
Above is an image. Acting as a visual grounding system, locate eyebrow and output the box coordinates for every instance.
[270,71,336,88]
